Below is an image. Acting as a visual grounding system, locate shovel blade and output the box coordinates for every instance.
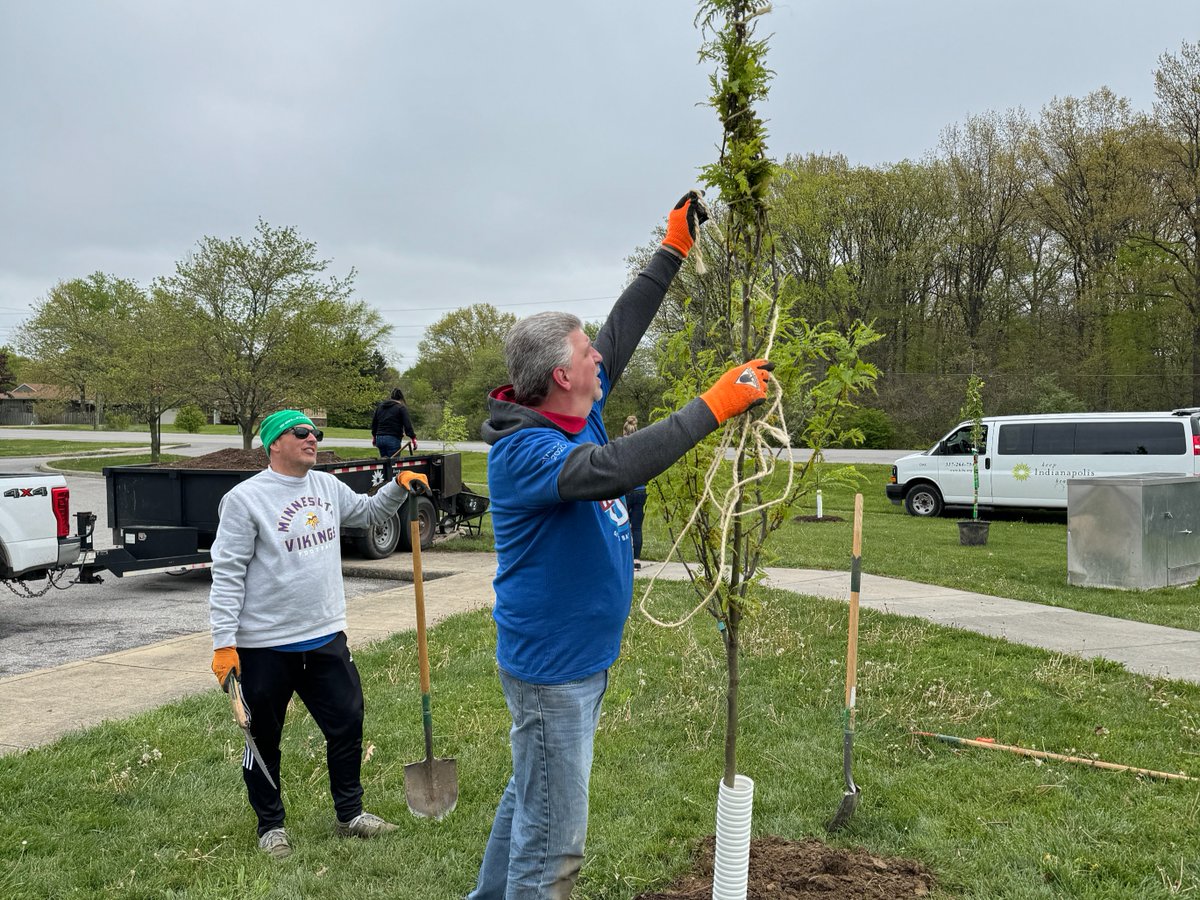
[826,786,860,832]
[404,757,459,820]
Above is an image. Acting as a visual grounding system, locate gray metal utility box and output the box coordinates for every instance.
[1067,474,1200,589]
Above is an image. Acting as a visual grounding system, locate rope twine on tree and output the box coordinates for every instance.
[637,289,796,628]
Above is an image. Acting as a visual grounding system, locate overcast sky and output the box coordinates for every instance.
[0,1,1192,369]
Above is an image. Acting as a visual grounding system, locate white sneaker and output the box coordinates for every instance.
[258,827,292,858]
[335,811,398,838]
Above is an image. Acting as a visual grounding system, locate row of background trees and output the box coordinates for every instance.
[10,42,1199,450]
[13,221,392,456]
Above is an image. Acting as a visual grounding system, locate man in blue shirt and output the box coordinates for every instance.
[471,191,773,898]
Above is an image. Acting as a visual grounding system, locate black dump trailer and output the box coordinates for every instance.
[80,453,489,579]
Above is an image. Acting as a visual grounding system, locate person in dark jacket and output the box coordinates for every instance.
[370,388,416,458]
[468,190,773,899]
[623,415,647,569]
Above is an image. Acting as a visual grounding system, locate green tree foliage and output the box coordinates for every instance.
[162,220,390,449]
[840,407,894,449]
[602,346,668,436]
[100,286,198,458]
[651,1,879,788]
[0,349,19,393]
[174,404,207,433]
[404,303,516,438]
[449,343,509,439]
[1147,40,1200,404]
[16,273,141,428]
[435,403,468,450]
[960,375,985,520]
[415,304,516,400]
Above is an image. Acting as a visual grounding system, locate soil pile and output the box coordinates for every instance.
[161,448,341,470]
[635,835,935,899]
[792,515,846,523]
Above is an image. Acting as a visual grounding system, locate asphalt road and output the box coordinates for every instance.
[0,471,407,678]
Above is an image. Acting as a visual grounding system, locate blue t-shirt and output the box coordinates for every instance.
[487,376,633,684]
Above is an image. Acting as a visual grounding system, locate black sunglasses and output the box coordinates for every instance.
[288,426,323,441]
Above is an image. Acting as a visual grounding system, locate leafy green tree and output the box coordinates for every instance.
[174,404,207,433]
[602,346,668,435]
[435,403,468,450]
[1147,41,1200,404]
[449,343,510,438]
[162,220,390,449]
[960,375,985,520]
[0,350,18,393]
[99,286,197,459]
[651,1,880,793]
[416,304,516,399]
[16,273,140,428]
[936,110,1031,351]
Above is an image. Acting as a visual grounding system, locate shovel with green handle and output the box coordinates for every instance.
[403,515,459,820]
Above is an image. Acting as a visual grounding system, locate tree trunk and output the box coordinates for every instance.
[149,415,161,462]
[722,609,741,787]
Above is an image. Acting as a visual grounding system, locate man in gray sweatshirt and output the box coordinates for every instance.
[209,409,429,859]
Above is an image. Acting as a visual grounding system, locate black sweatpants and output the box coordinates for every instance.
[238,632,365,835]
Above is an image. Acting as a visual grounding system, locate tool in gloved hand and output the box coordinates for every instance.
[223,670,278,790]
[700,359,774,424]
[396,470,430,493]
[662,189,711,272]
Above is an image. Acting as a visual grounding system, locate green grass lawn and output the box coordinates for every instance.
[43,450,1200,631]
[640,463,1200,634]
[6,422,376,440]
[0,439,147,457]
[2,584,1197,898]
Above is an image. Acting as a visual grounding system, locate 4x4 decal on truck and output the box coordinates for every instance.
[3,487,49,498]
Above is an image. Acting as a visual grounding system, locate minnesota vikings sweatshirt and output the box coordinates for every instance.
[209,467,408,650]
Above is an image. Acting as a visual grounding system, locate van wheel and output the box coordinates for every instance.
[355,512,402,559]
[904,484,943,518]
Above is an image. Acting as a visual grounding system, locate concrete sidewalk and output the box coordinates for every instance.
[0,552,497,755]
[3,551,1199,755]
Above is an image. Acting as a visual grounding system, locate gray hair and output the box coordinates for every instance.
[505,311,582,406]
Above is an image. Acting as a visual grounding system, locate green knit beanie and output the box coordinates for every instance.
[257,410,317,457]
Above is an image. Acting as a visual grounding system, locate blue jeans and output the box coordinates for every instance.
[469,669,608,899]
[376,435,404,458]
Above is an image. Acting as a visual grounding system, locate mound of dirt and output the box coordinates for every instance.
[162,448,341,470]
[634,835,935,899]
[792,515,845,523]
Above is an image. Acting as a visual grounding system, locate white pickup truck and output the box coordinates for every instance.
[0,472,83,581]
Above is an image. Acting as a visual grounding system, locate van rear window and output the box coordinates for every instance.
[1075,421,1185,455]
[997,421,1185,455]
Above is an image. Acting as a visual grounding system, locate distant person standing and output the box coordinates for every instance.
[623,415,647,569]
[370,388,417,458]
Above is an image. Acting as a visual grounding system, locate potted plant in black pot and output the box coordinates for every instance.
[958,374,990,546]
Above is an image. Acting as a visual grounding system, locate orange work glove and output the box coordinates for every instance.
[397,471,430,495]
[662,190,710,258]
[212,646,239,689]
[700,359,774,425]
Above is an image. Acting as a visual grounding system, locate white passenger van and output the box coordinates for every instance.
[886,409,1200,517]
